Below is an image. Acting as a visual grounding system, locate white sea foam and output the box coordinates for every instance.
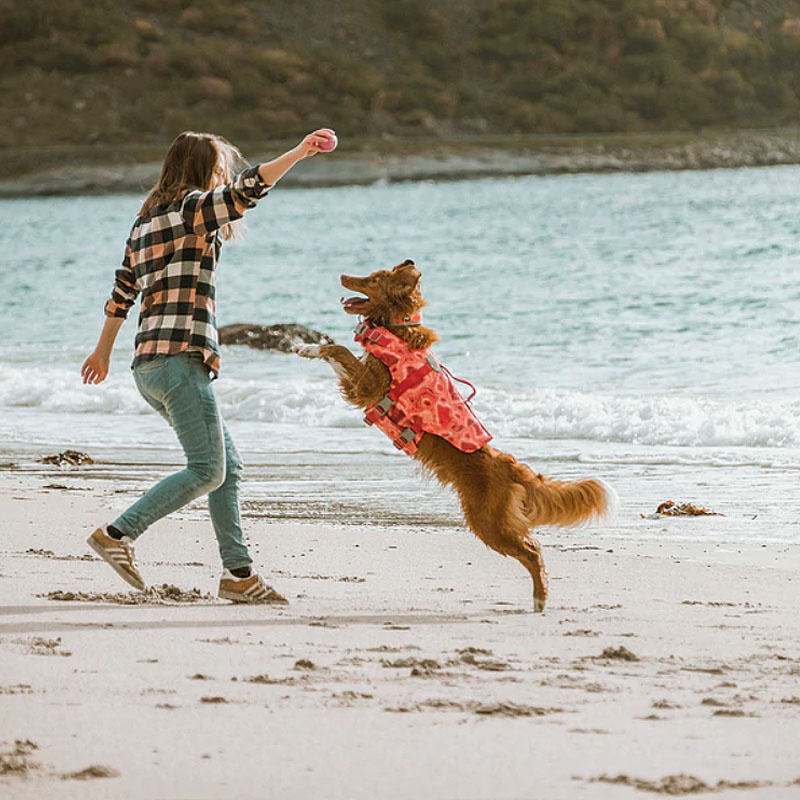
[474,387,800,448]
[4,362,800,450]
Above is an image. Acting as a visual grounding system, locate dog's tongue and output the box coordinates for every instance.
[341,296,368,312]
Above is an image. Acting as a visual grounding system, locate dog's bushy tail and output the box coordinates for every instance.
[515,461,616,528]
[414,436,616,533]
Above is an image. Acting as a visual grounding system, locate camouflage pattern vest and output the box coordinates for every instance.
[354,321,493,455]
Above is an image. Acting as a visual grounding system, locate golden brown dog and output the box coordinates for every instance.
[295,259,613,611]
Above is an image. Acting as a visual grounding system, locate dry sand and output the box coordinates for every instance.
[1,471,799,799]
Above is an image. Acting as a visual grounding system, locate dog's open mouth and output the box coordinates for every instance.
[340,294,370,314]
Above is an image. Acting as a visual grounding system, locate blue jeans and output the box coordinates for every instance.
[112,351,252,571]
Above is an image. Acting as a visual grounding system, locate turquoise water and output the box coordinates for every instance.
[2,166,800,443]
[2,167,800,539]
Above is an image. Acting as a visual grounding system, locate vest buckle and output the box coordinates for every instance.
[374,395,393,415]
[397,427,417,445]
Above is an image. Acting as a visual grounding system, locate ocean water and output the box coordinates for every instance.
[2,166,800,542]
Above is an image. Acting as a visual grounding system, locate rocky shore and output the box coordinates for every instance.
[2,130,800,197]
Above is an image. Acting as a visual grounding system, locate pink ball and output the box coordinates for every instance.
[318,133,338,152]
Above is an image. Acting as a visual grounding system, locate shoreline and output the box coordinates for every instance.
[1,471,799,798]
[2,129,800,197]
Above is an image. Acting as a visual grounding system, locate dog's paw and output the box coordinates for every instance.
[293,344,321,359]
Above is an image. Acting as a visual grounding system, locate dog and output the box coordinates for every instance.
[295,259,613,611]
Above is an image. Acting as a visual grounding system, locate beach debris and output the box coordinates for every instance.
[641,500,723,519]
[384,699,560,716]
[701,697,726,707]
[200,696,229,704]
[681,600,735,607]
[381,657,440,670]
[386,699,476,714]
[218,323,334,353]
[683,665,727,675]
[0,740,39,775]
[293,659,316,671]
[598,646,639,662]
[40,450,94,466]
[410,665,441,677]
[39,585,216,605]
[244,675,297,685]
[330,691,374,706]
[21,637,71,657]
[652,699,682,709]
[61,764,120,780]
[588,773,771,793]
[25,548,94,562]
[456,652,510,670]
[474,702,561,717]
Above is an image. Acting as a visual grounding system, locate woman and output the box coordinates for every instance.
[81,128,335,603]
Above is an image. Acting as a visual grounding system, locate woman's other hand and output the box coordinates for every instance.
[293,129,336,159]
[81,350,110,384]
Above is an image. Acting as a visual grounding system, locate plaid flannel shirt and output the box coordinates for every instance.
[104,165,270,377]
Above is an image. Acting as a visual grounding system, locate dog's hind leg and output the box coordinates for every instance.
[459,483,548,612]
[507,537,548,613]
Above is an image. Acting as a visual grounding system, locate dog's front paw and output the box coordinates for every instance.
[294,344,322,359]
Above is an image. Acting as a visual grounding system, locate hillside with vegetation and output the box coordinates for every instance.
[2,0,800,161]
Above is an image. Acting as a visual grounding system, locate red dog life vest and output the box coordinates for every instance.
[354,322,493,455]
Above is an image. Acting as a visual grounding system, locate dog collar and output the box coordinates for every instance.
[387,312,423,328]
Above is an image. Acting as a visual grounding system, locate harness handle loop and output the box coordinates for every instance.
[441,364,478,403]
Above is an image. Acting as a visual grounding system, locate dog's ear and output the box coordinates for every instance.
[392,260,420,292]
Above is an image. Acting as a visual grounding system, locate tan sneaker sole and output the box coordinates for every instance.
[219,576,287,605]
[87,529,145,591]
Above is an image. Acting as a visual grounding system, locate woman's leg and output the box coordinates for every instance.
[208,420,252,570]
[111,354,227,539]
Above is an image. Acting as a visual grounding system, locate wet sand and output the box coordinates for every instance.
[1,472,799,799]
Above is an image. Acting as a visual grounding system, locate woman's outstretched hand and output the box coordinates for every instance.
[294,129,336,159]
[258,129,337,185]
[81,350,110,384]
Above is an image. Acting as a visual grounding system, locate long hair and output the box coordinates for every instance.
[139,131,243,240]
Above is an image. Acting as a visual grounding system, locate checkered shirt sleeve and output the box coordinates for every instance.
[180,165,271,235]
[104,238,137,318]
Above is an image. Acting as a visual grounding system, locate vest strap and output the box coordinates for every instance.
[353,322,386,345]
[388,362,432,402]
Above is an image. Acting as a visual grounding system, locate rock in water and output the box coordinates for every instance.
[218,323,335,352]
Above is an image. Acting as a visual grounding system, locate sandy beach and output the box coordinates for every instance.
[1,464,799,800]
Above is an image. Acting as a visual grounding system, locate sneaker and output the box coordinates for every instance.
[87,526,145,591]
[218,569,288,605]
